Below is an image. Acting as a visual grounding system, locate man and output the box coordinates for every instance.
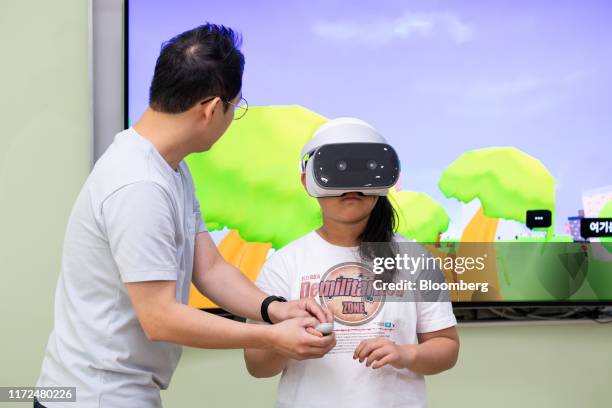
[36,24,335,407]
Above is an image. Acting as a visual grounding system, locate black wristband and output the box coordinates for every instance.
[261,295,287,324]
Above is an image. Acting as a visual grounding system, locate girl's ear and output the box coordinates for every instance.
[300,173,306,189]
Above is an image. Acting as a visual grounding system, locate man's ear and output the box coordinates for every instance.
[199,97,221,124]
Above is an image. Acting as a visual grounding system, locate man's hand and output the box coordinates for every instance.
[353,338,417,370]
[266,316,336,360]
[268,298,333,325]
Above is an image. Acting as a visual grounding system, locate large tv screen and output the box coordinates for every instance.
[126,0,612,305]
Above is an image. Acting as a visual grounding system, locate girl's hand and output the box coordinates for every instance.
[353,338,417,369]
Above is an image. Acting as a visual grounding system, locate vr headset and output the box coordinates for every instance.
[300,118,401,197]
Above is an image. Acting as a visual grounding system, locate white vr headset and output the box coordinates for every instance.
[300,118,401,198]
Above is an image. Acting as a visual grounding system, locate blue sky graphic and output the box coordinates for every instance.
[128,0,612,236]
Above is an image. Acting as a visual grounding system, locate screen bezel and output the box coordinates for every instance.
[123,0,130,129]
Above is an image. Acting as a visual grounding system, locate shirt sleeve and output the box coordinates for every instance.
[254,251,291,300]
[416,301,457,333]
[246,251,292,325]
[102,181,179,283]
[193,188,207,234]
[400,238,456,333]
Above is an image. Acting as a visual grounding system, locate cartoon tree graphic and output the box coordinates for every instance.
[438,147,555,300]
[187,105,327,248]
[186,105,325,307]
[439,147,555,237]
[186,105,451,307]
[390,190,449,243]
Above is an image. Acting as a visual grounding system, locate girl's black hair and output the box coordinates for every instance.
[358,195,399,282]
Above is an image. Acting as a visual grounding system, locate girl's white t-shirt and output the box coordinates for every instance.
[255,231,457,408]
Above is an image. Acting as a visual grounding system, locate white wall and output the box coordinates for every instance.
[0,0,91,386]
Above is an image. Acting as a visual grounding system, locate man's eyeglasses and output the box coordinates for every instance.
[200,96,248,120]
[224,96,248,120]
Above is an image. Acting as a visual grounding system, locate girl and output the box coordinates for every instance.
[245,118,459,408]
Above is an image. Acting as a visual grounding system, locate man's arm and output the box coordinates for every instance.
[191,232,269,321]
[242,324,328,378]
[103,182,335,356]
[191,232,331,324]
[126,279,336,359]
[244,322,333,378]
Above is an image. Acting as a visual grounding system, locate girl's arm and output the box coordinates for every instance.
[411,326,459,374]
[354,326,459,375]
[244,348,289,378]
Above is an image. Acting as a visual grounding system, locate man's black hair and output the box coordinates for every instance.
[149,23,244,113]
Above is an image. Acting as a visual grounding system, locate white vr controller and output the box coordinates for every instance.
[314,322,334,336]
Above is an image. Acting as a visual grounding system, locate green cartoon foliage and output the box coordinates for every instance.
[187,105,327,248]
[438,147,555,234]
[391,190,449,242]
